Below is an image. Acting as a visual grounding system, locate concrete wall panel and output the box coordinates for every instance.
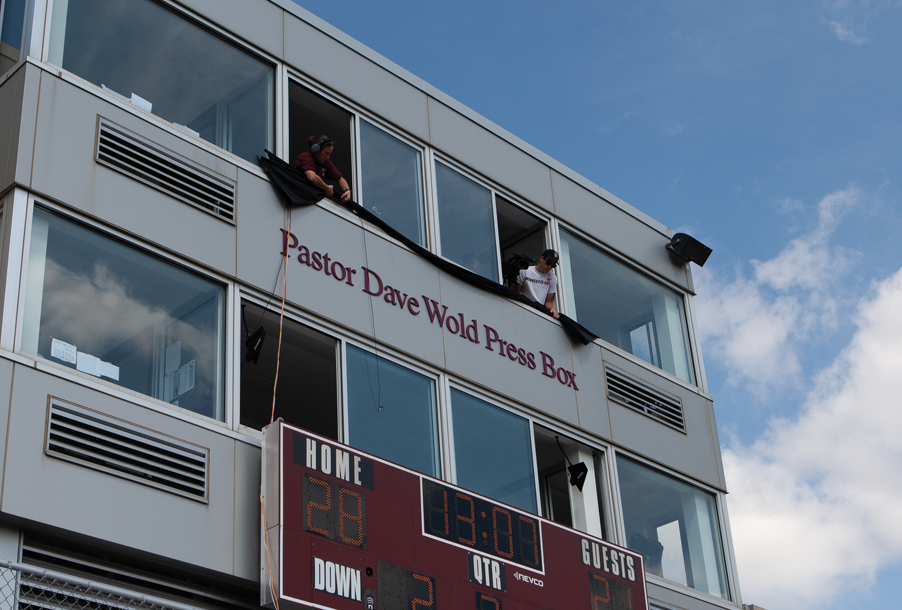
[0,358,13,489]
[233,439,261,580]
[437,274,579,427]
[570,342,612,440]
[603,350,722,489]
[552,171,692,292]
[428,99,555,213]
[284,19,430,142]
[1,365,242,576]
[31,78,238,276]
[176,0,284,59]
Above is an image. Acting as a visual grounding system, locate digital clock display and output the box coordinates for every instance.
[264,423,649,610]
[422,480,542,571]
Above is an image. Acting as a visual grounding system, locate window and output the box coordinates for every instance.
[435,162,547,285]
[534,426,573,527]
[48,0,274,163]
[559,229,695,384]
[0,0,27,75]
[239,302,338,438]
[345,346,439,476]
[450,389,536,513]
[616,456,730,600]
[288,82,353,196]
[22,208,226,420]
[358,120,425,245]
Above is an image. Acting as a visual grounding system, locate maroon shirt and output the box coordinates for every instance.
[295,152,342,181]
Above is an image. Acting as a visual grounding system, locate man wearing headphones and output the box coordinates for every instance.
[516,249,561,319]
[295,135,352,203]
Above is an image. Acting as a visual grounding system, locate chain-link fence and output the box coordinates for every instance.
[0,560,202,610]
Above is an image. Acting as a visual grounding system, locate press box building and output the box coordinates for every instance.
[0,1,745,609]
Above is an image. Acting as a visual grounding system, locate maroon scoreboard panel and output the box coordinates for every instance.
[262,421,648,610]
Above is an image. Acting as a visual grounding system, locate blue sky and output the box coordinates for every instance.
[289,1,902,608]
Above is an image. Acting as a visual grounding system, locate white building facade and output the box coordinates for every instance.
[0,1,743,610]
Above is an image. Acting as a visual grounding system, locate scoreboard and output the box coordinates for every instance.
[261,421,648,610]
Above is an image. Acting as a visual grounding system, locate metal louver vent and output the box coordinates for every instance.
[45,399,209,502]
[604,364,685,432]
[95,118,236,223]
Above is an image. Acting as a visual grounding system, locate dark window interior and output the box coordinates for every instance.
[288,81,354,197]
[534,426,573,527]
[240,302,338,439]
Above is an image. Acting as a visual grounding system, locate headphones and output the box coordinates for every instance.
[311,136,334,154]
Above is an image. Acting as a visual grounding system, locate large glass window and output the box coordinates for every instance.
[48,0,274,163]
[0,0,27,74]
[240,302,338,438]
[435,163,498,282]
[617,456,730,600]
[450,389,537,514]
[22,208,226,420]
[359,120,425,245]
[346,346,439,476]
[559,230,695,384]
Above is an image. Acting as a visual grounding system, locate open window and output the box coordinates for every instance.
[288,81,353,197]
[559,229,695,384]
[435,162,547,285]
[22,207,226,420]
[48,0,275,164]
[239,302,339,438]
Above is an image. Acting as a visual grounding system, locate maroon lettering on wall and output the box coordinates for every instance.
[276,229,578,389]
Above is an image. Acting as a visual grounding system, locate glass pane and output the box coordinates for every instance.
[360,121,425,245]
[346,346,438,476]
[560,230,695,384]
[48,0,274,163]
[240,302,338,438]
[0,0,27,74]
[435,163,498,282]
[22,208,225,420]
[617,456,730,599]
[451,389,536,513]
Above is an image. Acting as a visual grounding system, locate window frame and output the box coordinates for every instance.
[556,222,702,389]
[41,0,280,174]
[429,153,553,287]
[15,197,234,426]
[609,450,735,602]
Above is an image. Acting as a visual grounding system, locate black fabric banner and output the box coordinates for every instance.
[258,152,598,346]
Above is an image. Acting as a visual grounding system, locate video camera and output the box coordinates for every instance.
[502,253,536,288]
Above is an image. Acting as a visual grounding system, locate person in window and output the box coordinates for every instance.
[516,249,560,319]
[295,135,352,202]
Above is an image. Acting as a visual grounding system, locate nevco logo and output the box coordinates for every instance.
[512,572,544,587]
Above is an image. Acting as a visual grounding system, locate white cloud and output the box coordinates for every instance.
[822,0,902,45]
[695,186,861,397]
[725,265,902,609]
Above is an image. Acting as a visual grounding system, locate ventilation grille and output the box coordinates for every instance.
[45,399,209,502]
[604,364,685,432]
[96,118,236,223]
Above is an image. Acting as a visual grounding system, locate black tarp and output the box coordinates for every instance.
[258,152,598,346]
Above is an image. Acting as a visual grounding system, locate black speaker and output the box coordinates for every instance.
[666,233,712,267]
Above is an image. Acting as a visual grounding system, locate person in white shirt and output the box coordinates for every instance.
[516,249,560,319]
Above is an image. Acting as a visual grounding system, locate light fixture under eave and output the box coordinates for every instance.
[556,436,589,492]
[666,233,713,267]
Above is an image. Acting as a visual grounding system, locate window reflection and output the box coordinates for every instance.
[451,389,536,513]
[617,456,730,599]
[346,346,439,476]
[0,0,27,74]
[22,208,225,420]
[48,0,274,163]
[360,121,425,245]
[559,230,695,384]
[435,163,498,282]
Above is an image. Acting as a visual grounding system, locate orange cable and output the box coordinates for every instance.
[260,493,280,610]
[270,211,291,425]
